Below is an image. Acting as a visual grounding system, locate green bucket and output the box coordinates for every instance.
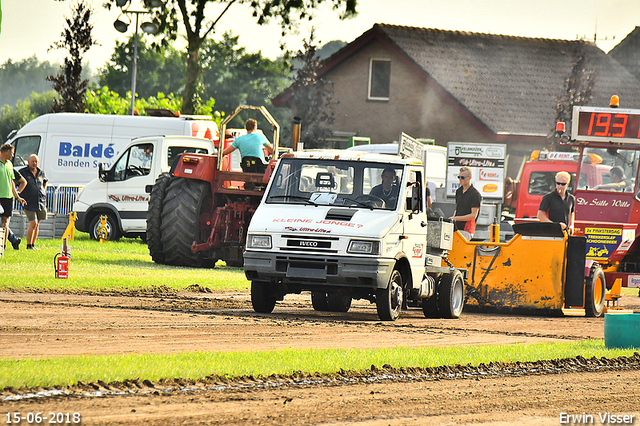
[604,313,640,349]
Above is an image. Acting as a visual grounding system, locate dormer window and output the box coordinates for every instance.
[368,59,391,100]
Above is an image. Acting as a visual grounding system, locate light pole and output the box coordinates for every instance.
[114,2,161,115]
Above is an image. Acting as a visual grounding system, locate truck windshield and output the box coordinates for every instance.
[580,147,639,192]
[266,158,404,210]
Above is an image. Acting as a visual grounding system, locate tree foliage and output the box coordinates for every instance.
[0,57,59,108]
[285,30,337,149]
[98,35,185,99]
[200,33,290,126]
[551,49,597,150]
[0,92,57,143]
[103,0,357,114]
[47,1,97,112]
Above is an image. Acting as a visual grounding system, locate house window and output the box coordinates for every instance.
[368,59,391,100]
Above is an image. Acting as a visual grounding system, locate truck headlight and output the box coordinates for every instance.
[347,240,380,255]
[248,234,272,249]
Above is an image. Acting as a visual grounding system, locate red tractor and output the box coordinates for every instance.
[146,106,281,267]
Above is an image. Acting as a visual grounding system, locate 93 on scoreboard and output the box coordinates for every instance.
[571,106,640,143]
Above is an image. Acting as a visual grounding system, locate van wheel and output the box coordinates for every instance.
[376,269,404,321]
[89,213,121,241]
[146,173,171,264]
[585,264,606,318]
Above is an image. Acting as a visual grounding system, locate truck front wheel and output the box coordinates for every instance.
[376,269,403,321]
[327,293,352,312]
[437,270,465,319]
[311,292,329,311]
[251,281,277,313]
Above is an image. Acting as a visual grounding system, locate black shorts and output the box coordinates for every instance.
[0,198,13,218]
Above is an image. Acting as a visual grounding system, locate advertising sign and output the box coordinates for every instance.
[584,227,623,261]
[446,142,507,200]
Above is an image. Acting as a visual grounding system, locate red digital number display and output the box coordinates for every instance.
[577,111,640,139]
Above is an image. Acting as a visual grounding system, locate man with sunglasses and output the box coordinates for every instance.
[450,166,482,240]
[537,171,574,234]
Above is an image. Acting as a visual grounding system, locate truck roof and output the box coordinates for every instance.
[283,149,422,166]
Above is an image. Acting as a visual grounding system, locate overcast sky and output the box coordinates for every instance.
[1,0,639,73]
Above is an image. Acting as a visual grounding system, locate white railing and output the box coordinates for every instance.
[13,185,84,215]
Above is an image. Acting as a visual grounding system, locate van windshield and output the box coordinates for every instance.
[266,158,404,210]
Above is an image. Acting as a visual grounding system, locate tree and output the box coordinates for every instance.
[0,57,59,108]
[103,0,357,114]
[285,30,337,148]
[98,35,185,99]
[199,32,290,126]
[47,1,97,112]
[551,49,597,150]
[0,92,57,143]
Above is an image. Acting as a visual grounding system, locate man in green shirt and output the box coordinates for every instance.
[0,144,26,250]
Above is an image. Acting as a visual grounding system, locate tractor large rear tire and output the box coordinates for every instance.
[146,173,171,264]
[160,178,212,267]
[437,270,465,319]
[585,264,606,318]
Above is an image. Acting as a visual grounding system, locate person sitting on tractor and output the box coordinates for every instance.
[222,119,273,173]
[594,166,631,192]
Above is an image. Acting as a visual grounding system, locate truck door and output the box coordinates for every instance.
[107,142,156,233]
[403,168,427,283]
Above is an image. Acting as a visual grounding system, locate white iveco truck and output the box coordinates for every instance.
[244,135,466,321]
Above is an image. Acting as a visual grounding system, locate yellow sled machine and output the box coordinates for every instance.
[447,222,606,317]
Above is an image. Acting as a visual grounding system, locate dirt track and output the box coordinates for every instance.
[1,290,640,425]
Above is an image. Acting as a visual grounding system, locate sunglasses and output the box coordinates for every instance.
[556,181,568,186]
[457,175,470,179]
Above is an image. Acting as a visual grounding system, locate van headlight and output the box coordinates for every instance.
[347,240,380,255]
[247,234,272,249]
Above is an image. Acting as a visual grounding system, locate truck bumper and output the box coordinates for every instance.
[244,251,395,290]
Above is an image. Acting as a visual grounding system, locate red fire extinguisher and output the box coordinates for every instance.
[54,238,70,279]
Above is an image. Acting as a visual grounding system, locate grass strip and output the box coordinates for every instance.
[0,233,248,292]
[1,340,636,390]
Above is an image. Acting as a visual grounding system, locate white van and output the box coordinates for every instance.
[7,112,218,187]
[72,135,214,240]
[347,142,447,201]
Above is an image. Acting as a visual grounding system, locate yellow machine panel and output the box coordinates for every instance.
[448,230,568,312]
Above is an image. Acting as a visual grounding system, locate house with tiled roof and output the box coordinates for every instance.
[273,24,640,177]
[609,26,640,82]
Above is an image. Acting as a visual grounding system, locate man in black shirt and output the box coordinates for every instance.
[450,166,482,240]
[537,171,574,233]
[19,154,48,250]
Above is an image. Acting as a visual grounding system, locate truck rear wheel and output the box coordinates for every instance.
[422,292,439,318]
[160,178,212,267]
[146,173,171,264]
[311,292,329,311]
[376,269,403,321]
[585,264,606,318]
[251,281,277,313]
[437,270,465,319]
[327,293,352,312]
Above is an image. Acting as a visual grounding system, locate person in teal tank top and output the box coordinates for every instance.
[222,119,274,173]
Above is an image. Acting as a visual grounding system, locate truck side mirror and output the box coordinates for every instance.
[98,163,112,182]
[405,183,421,213]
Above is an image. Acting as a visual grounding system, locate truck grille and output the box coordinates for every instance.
[281,234,338,253]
